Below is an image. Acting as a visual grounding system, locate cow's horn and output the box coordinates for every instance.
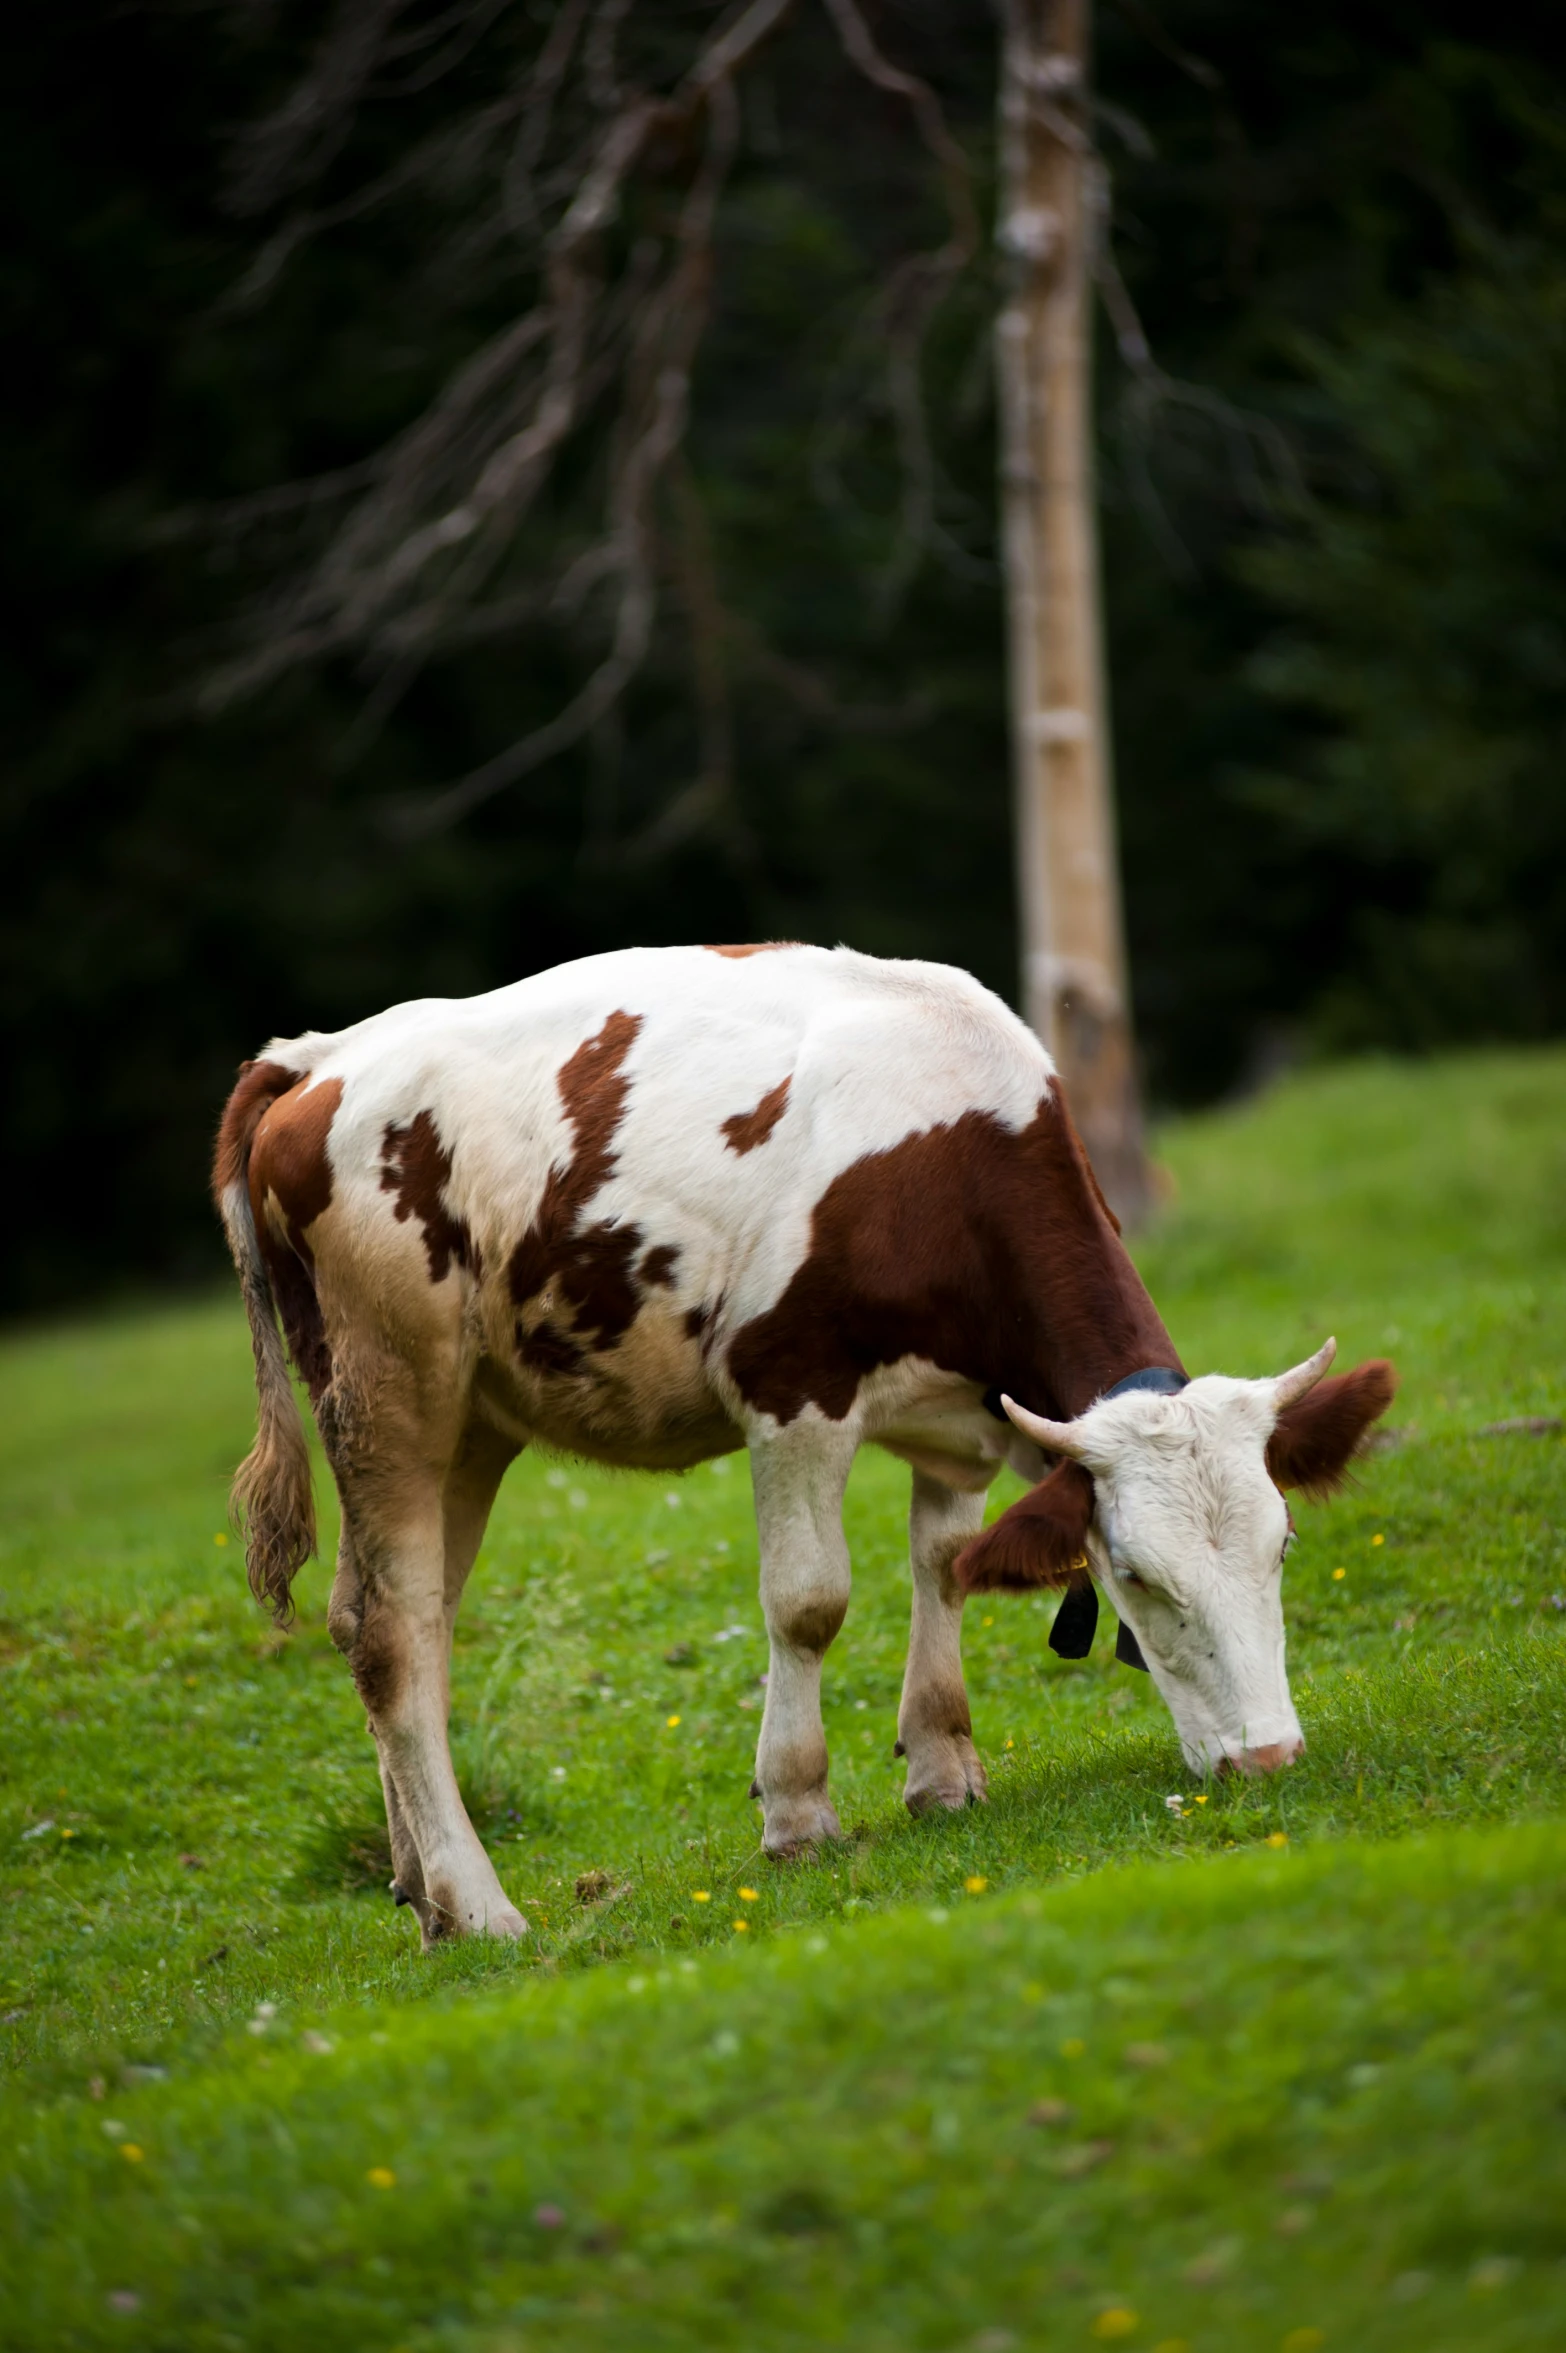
[1000,1394,1091,1460]
[1273,1336,1337,1410]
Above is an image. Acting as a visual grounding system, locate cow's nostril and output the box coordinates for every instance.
[1242,1738,1302,1775]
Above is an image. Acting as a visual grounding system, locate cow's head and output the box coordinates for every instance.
[956,1340,1397,1776]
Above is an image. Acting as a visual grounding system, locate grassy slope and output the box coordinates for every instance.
[7,1826,1564,2353]
[2,1047,1564,2345]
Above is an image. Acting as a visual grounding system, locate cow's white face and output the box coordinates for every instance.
[1076,1379,1300,1773]
[1002,1347,1341,1776]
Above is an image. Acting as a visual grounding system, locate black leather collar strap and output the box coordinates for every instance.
[1048,1579,1098,1659]
[985,1364,1187,1426]
[1046,1580,1150,1671]
[1100,1365,1189,1401]
[1115,1616,1149,1672]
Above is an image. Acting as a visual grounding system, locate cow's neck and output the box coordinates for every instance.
[1007,1080,1184,1420]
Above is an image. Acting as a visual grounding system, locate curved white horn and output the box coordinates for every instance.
[1273,1336,1337,1410]
[1000,1394,1091,1460]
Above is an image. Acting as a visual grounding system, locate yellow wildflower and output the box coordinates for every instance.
[1194,1794,1208,1805]
[1091,2309,1137,2339]
[1266,1832,1288,1848]
[964,1875,988,1895]
[666,1714,681,1728]
[732,1919,749,1932]
[738,1887,759,1902]
[366,2167,396,2190]
[214,1532,228,1547]
[120,2144,144,2164]
[1371,1533,1384,1547]
[1061,2036,1086,2059]
[1332,1567,1346,1581]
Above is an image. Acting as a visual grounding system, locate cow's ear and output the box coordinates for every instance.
[1266,1359,1398,1501]
[955,1461,1095,1593]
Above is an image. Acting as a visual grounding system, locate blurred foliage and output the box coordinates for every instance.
[1237,239,1566,1051]
[2,4,1564,1308]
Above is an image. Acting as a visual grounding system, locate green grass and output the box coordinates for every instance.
[3,1046,1565,2347]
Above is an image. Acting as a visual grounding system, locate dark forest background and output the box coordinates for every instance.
[5,1,1565,1312]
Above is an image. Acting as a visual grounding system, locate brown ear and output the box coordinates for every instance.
[1266,1359,1398,1500]
[955,1461,1096,1593]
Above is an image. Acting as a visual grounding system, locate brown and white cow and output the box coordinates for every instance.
[215,943,1394,1945]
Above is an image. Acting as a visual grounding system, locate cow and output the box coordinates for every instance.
[214,944,1395,1946]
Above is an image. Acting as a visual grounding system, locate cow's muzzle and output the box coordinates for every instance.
[1217,1736,1304,1778]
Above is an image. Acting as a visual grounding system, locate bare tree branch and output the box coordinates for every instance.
[1086,155,1303,577]
[199,2,979,849]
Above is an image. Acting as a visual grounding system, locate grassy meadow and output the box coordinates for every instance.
[2,1048,1564,2349]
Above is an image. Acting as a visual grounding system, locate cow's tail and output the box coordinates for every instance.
[213,1057,318,1623]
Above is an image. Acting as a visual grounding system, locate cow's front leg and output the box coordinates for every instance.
[749,1426,857,1857]
[898,1472,989,1815]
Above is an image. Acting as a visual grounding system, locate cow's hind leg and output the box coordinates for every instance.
[332,1395,525,1947]
[748,1427,857,1857]
[330,1417,519,1939]
[328,1532,427,1920]
[898,1472,988,1815]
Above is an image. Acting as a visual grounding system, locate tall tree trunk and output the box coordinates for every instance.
[996,0,1150,1224]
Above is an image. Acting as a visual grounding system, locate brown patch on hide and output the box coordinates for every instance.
[722,1074,792,1156]
[774,1594,848,1657]
[728,1077,1180,1426]
[251,1076,340,1242]
[379,1108,480,1283]
[704,941,799,958]
[1267,1359,1399,1500]
[212,1058,300,1201]
[518,1321,586,1376]
[248,1076,345,1404]
[507,1011,646,1368]
[955,1461,1096,1593]
[639,1243,681,1288]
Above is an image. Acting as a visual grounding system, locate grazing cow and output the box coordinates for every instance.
[214,945,1395,1945]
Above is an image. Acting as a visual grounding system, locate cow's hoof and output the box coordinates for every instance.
[761,1795,844,1858]
[420,1876,530,1948]
[903,1737,988,1817]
